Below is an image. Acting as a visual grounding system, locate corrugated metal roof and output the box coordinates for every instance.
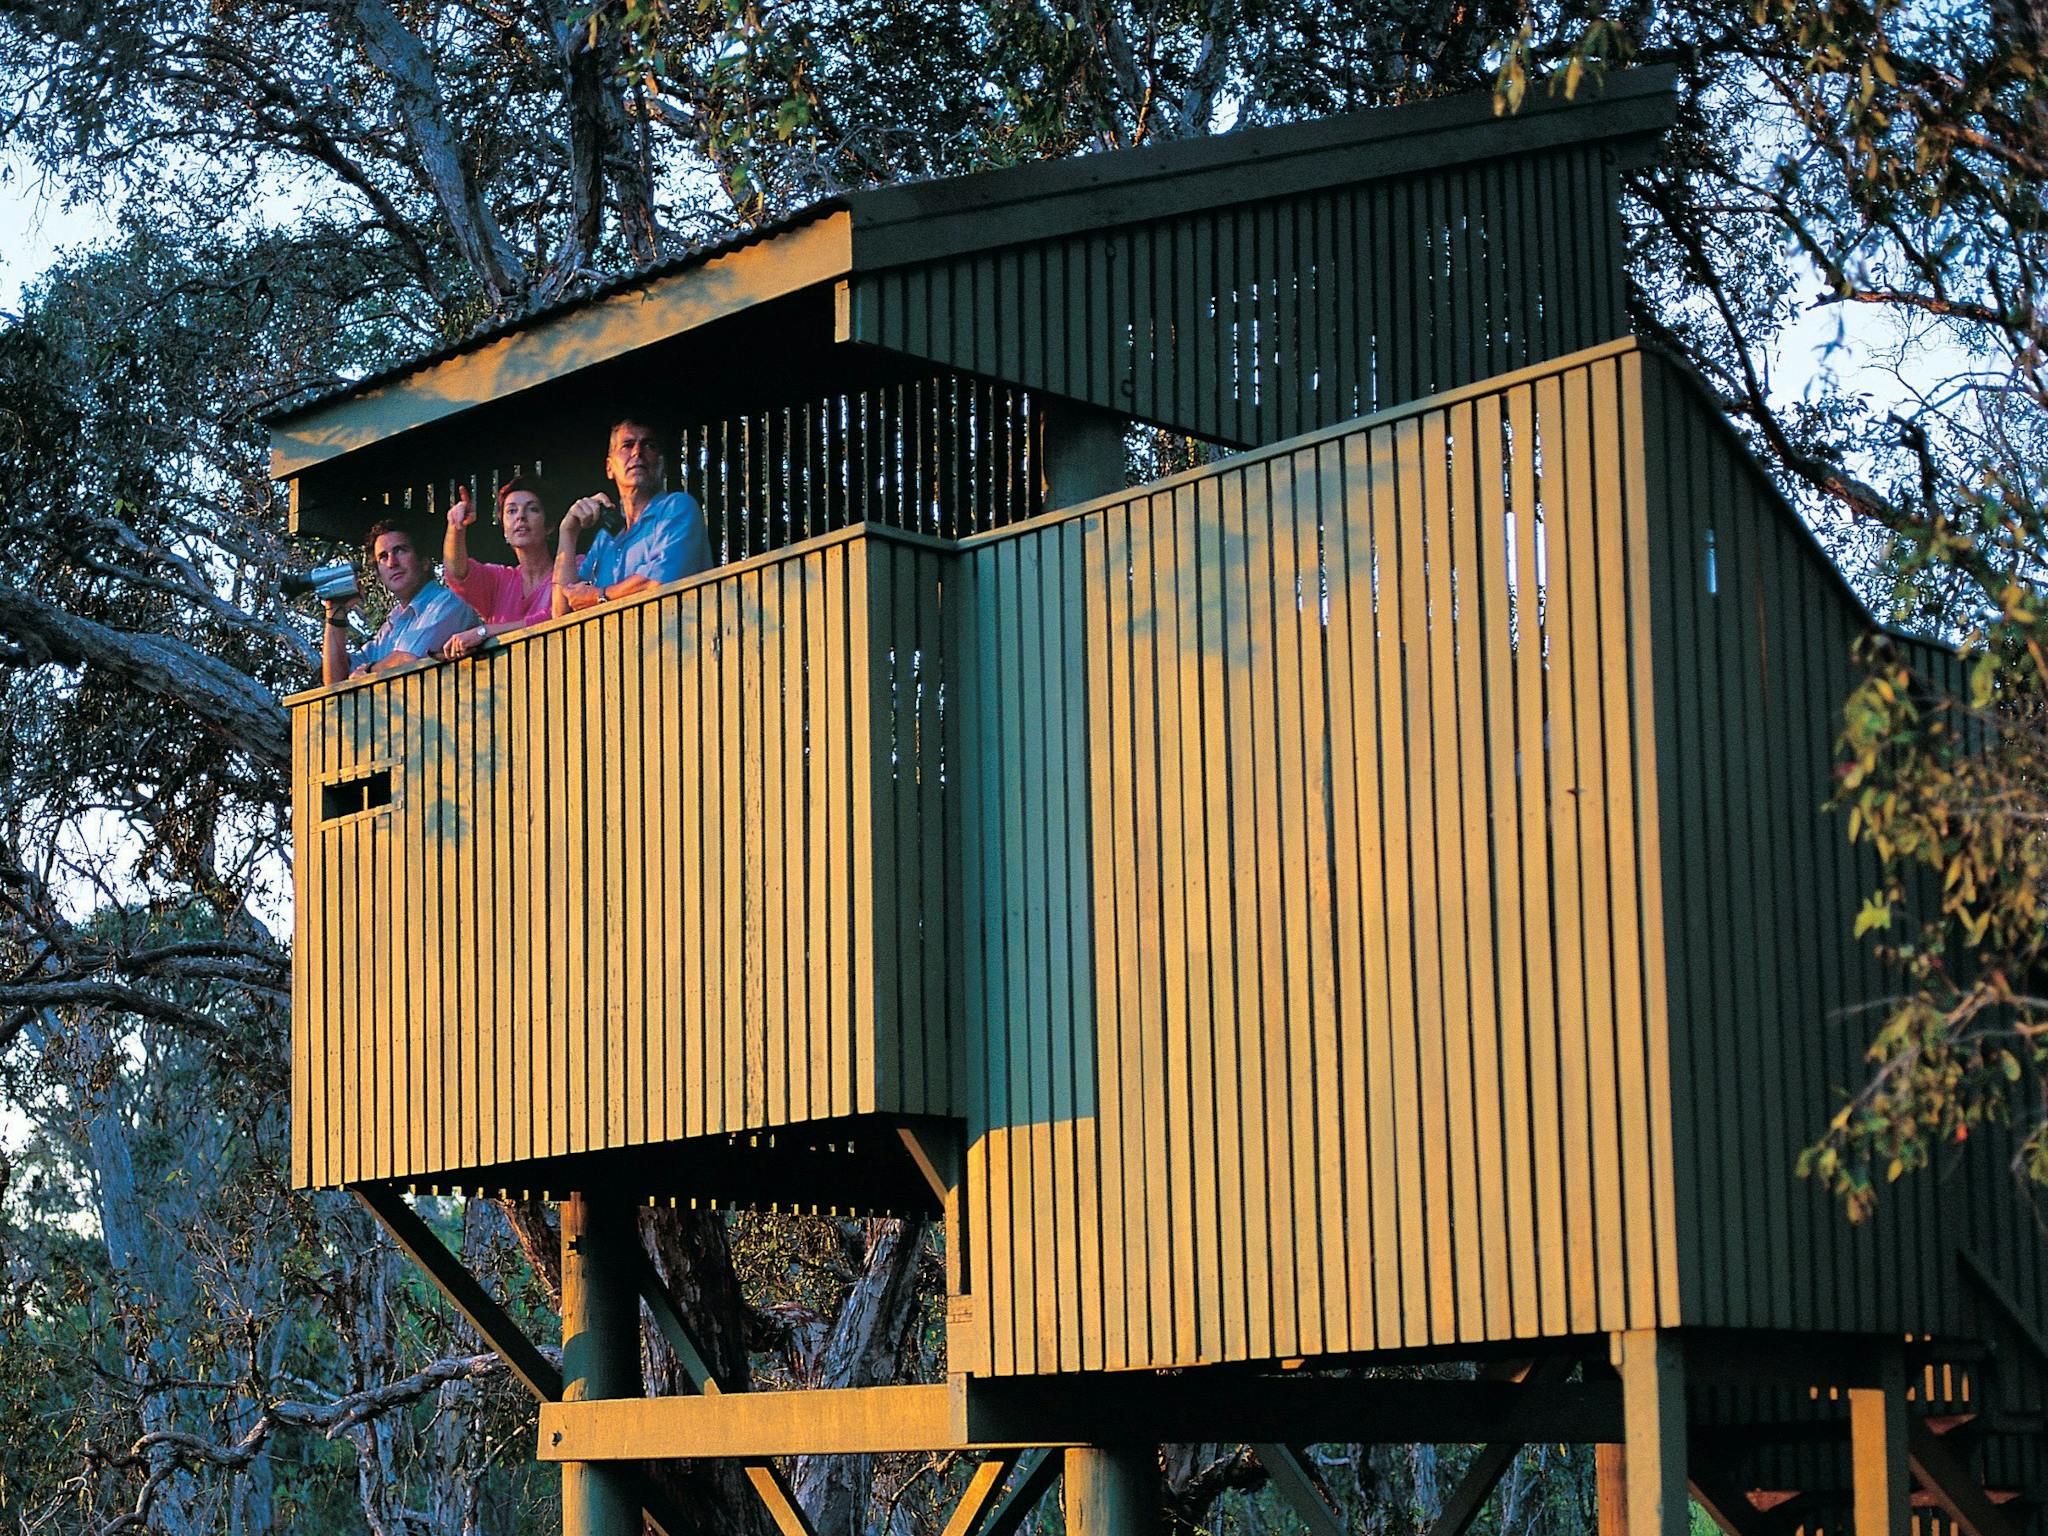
[264,199,847,424]
[268,68,1673,432]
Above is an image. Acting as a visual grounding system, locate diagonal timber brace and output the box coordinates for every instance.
[1685,1465,1773,1536]
[1957,1248,2048,1375]
[356,1185,809,1536]
[355,1186,562,1401]
[938,1453,1022,1536]
[1251,1446,1345,1536]
[977,1450,1062,1536]
[1907,1422,2019,1536]
[635,1257,820,1536]
[1425,1359,1581,1536]
[354,1187,691,1536]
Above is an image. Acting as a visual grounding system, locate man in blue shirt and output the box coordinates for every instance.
[321,520,480,685]
[552,418,715,616]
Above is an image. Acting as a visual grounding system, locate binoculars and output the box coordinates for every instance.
[281,562,360,602]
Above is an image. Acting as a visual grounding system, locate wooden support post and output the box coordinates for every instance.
[562,1192,642,1536]
[1850,1344,1911,1536]
[1062,1447,1158,1536]
[1597,1445,1628,1536]
[1616,1331,1688,1536]
[1037,399,1125,511]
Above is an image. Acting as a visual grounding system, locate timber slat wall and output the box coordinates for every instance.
[847,144,1628,450]
[287,335,2048,1409]
[288,527,948,1189]
[1639,353,2047,1491]
[947,341,1679,1375]
[948,340,2048,1380]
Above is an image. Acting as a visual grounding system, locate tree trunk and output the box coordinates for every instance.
[330,0,529,309]
[637,1206,781,1536]
[69,1014,202,1535]
[789,1218,929,1536]
[495,1193,563,1308]
[343,1206,414,1536]
[0,585,290,769]
[537,0,660,300]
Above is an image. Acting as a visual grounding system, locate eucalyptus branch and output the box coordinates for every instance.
[92,1352,504,1536]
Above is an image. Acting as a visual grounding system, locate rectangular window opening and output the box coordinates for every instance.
[322,768,392,823]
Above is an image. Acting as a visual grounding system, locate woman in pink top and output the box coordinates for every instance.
[440,477,557,657]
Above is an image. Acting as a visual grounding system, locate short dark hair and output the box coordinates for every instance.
[496,475,546,518]
[364,519,413,560]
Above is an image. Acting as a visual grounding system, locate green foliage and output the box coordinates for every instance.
[1753,0,2048,1216]
[1806,617,2048,1215]
[0,0,2038,1524]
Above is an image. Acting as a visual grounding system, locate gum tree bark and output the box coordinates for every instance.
[328,0,529,310]
[789,1218,930,1536]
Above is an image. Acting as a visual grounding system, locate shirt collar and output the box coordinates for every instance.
[392,578,440,618]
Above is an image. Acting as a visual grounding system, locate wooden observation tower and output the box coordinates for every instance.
[271,70,2048,1536]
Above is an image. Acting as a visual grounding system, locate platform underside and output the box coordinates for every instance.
[341,1113,949,1217]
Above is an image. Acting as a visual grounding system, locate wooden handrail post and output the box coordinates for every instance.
[562,1192,642,1536]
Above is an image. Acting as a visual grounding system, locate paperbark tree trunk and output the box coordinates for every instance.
[329,0,529,311]
[789,1218,930,1536]
[0,585,291,769]
[637,1206,783,1536]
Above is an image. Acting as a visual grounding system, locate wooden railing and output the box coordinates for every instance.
[288,523,950,1190]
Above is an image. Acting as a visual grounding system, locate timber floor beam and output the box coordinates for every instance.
[967,1375,1622,1446]
[541,1384,1034,1460]
[538,1375,1625,1461]
[1678,1331,1894,1393]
